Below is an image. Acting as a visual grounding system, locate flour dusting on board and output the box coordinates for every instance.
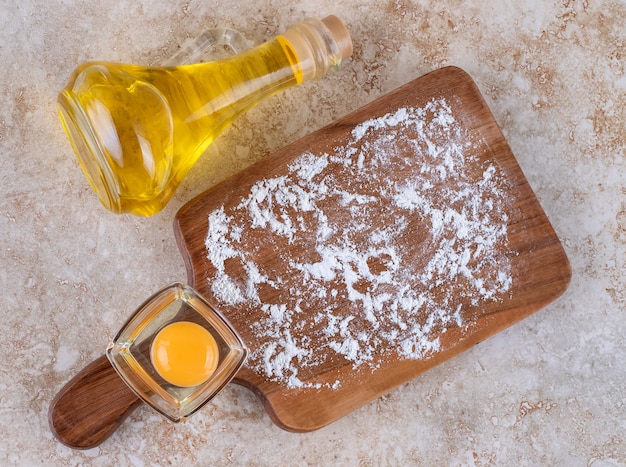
[204,98,512,389]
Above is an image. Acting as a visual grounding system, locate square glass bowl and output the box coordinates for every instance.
[106,283,248,422]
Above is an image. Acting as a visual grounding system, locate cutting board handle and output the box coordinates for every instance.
[48,355,142,449]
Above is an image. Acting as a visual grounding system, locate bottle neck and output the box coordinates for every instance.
[279,16,353,83]
[182,16,352,130]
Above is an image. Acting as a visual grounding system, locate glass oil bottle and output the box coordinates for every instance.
[57,16,352,216]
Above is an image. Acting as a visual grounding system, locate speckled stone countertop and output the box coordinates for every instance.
[1,1,624,465]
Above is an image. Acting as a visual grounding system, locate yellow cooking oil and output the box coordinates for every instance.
[57,16,352,217]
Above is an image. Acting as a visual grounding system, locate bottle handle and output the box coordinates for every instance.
[162,27,250,66]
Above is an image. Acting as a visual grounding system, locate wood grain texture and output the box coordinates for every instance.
[48,355,142,449]
[173,66,571,432]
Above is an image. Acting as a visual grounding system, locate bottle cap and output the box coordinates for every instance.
[321,15,353,59]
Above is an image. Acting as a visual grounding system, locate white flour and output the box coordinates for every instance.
[205,98,512,389]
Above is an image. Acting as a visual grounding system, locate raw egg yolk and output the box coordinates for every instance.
[150,321,219,387]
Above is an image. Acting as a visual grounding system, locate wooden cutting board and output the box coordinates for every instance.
[173,66,571,432]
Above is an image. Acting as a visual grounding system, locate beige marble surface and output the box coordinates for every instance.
[1,0,624,465]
